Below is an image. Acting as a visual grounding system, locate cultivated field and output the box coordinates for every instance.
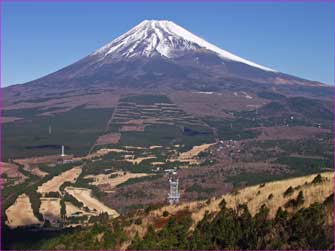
[5,194,41,228]
[151,162,165,166]
[65,187,119,217]
[124,156,156,165]
[37,166,81,194]
[30,167,48,177]
[178,143,215,161]
[65,202,94,218]
[84,148,129,160]
[1,162,27,187]
[85,171,151,188]
[40,197,61,224]
[95,132,121,145]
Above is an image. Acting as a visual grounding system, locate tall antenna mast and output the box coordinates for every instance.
[168,171,180,204]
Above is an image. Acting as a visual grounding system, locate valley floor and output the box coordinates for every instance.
[1,93,333,250]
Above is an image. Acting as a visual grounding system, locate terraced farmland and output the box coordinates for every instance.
[105,94,215,150]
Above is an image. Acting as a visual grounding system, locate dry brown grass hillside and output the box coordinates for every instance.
[120,171,334,249]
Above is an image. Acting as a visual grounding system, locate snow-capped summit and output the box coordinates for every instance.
[20,19,323,91]
[92,20,276,72]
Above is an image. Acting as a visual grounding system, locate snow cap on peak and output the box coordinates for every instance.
[93,19,276,72]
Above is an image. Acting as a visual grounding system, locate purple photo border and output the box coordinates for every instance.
[0,0,334,2]
[0,0,334,251]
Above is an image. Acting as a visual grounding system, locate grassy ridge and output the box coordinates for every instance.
[131,196,333,250]
[5,173,333,250]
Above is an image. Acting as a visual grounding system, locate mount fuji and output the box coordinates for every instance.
[3,20,331,104]
[2,20,333,170]
[92,20,275,72]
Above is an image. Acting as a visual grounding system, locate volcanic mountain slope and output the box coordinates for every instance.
[3,19,332,108]
[2,20,333,161]
[21,20,324,87]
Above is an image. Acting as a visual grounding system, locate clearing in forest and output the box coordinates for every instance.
[37,166,81,194]
[65,202,95,218]
[65,187,119,217]
[5,194,41,228]
[40,197,61,224]
[85,171,151,188]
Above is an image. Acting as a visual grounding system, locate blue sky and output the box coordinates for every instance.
[1,1,334,86]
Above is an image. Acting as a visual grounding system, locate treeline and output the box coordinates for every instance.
[22,193,333,250]
[38,218,127,250]
[130,194,334,250]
